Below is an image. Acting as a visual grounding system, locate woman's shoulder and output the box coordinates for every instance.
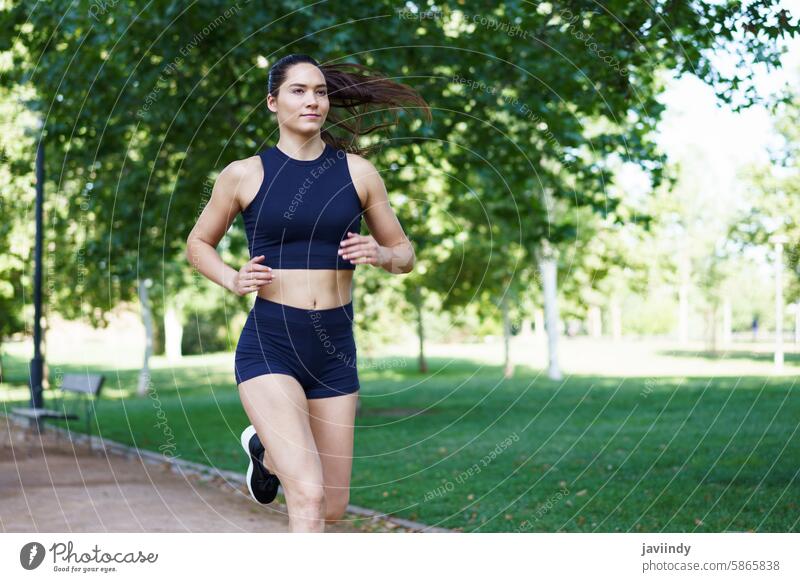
[218,154,265,212]
[219,153,263,178]
[343,150,377,180]
[341,150,383,209]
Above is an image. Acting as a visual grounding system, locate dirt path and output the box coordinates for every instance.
[0,415,423,533]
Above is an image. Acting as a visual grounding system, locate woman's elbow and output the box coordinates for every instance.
[403,243,416,274]
[185,236,203,269]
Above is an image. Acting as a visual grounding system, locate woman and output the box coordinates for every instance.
[186,54,430,532]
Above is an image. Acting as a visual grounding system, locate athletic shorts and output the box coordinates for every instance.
[234,296,359,399]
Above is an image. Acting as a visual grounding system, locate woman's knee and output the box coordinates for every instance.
[285,482,326,509]
[324,492,350,522]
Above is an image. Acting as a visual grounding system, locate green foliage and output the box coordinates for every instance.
[731,91,800,305]
[181,304,236,355]
[620,289,676,335]
[0,0,797,346]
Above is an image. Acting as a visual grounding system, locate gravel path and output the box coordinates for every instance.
[0,414,435,533]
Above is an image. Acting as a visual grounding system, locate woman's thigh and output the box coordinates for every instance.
[237,373,324,494]
[307,392,359,499]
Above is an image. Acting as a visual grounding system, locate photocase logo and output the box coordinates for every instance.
[17,540,158,573]
[19,542,46,570]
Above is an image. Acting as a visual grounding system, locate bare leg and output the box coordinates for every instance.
[238,373,326,532]
[307,391,359,526]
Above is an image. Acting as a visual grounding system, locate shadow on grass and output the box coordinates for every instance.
[660,348,800,364]
[3,347,798,532]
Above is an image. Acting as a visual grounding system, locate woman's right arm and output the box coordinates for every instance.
[185,160,272,295]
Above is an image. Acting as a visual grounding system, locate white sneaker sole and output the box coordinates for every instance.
[240,424,259,502]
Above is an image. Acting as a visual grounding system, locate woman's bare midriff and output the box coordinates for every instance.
[256,268,355,309]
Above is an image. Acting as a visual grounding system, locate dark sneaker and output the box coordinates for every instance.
[239,424,280,504]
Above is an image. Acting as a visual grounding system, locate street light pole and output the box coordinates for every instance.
[29,131,45,409]
[770,234,788,374]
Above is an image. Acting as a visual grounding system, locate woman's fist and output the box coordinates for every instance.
[338,232,387,267]
[232,255,274,296]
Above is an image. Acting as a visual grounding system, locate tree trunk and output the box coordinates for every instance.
[722,296,732,345]
[609,300,622,341]
[138,279,154,396]
[164,301,183,362]
[539,256,562,380]
[413,286,427,373]
[502,293,514,379]
[588,305,602,338]
[678,255,691,346]
[707,304,718,354]
[795,304,800,344]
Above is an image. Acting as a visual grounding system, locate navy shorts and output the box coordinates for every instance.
[235,296,359,399]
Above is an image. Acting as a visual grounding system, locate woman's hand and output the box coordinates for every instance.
[232,255,274,296]
[338,232,387,267]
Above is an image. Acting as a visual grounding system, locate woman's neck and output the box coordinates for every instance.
[275,135,325,161]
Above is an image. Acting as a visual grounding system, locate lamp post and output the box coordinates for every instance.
[29,118,46,409]
[770,234,789,373]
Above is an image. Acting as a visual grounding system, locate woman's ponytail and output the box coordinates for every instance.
[268,54,432,156]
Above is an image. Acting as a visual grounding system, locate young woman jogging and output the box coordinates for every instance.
[186,54,430,532]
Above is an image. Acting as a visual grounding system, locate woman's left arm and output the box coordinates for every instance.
[339,154,415,274]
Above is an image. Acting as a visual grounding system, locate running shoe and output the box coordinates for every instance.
[240,424,280,504]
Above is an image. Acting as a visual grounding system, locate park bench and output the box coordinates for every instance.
[11,373,105,451]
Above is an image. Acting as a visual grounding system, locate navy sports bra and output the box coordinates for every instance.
[241,142,363,270]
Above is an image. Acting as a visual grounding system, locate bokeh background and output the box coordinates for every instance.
[1,0,799,532]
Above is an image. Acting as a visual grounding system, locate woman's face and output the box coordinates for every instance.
[268,62,329,135]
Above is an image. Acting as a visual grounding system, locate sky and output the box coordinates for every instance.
[615,1,800,280]
[655,0,800,198]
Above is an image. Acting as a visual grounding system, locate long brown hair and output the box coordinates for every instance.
[267,54,432,156]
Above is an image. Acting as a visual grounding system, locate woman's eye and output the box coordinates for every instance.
[292,88,325,95]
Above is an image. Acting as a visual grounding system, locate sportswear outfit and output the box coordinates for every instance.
[234,142,362,398]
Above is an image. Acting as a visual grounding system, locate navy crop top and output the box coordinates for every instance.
[241,142,363,270]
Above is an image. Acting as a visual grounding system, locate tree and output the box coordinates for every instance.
[1,1,797,385]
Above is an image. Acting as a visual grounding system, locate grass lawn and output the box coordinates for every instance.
[2,339,798,532]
